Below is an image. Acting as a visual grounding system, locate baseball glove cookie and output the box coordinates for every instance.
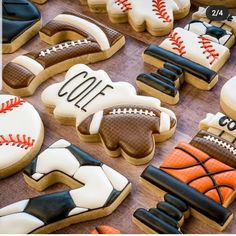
[42,64,176,165]
[3,0,42,54]
[3,12,125,97]
[0,95,44,179]
[81,0,191,36]
[0,140,131,233]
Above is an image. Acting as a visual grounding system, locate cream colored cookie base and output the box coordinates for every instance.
[107,5,190,36]
[24,171,131,234]
[136,80,180,105]
[32,0,48,4]
[220,99,236,121]
[3,32,125,97]
[77,123,176,165]
[132,216,158,234]
[140,177,233,232]
[192,0,236,8]
[143,53,219,90]
[81,1,107,13]
[2,19,42,54]
[0,122,44,179]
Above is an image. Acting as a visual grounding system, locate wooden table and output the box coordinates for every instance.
[1,1,236,234]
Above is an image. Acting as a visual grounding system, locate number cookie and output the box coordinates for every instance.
[220,77,236,121]
[133,112,236,233]
[81,0,191,36]
[0,139,131,234]
[3,0,42,54]
[137,9,236,105]
[2,12,125,97]
[41,64,176,165]
[0,95,44,179]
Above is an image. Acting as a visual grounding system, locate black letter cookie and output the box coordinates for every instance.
[3,12,125,97]
[41,64,176,165]
[81,0,191,36]
[3,0,42,54]
[0,95,44,179]
[133,113,236,233]
[138,9,236,105]
[0,139,131,233]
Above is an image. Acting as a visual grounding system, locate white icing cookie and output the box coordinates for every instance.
[160,27,230,71]
[0,95,44,179]
[81,0,191,36]
[41,64,176,165]
[221,77,236,121]
[0,139,131,233]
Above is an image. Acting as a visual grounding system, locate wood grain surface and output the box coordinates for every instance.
[1,1,236,234]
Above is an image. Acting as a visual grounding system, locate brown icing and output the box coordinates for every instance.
[78,105,176,159]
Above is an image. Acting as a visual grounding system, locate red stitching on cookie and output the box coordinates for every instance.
[0,97,25,114]
[152,0,171,23]
[0,134,35,150]
[115,0,132,12]
[198,36,219,65]
[167,30,186,56]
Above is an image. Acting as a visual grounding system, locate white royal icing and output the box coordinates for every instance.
[0,212,44,234]
[68,207,88,217]
[41,64,176,131]
[0,200,29,217]
[49,139,71,148]
[54,14,110,51]
[0,95,43,171]
[89,110,104,135]
[160,27,230,70]
[12,55,44,76]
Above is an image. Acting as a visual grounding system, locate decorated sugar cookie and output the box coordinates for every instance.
[0,95,44,179]
[133,113,236,233]
[3,0,42,53]
[41,64,176,165]
[0,139,131,233]
[3,12,125,97]
[220,77,236,121]
[81,0,191,36]
[137,9,236,105]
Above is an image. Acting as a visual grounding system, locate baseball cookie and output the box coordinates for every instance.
[192,0,236,8]
[0,139,131,233]
[90,225,121,234]
[3,0,42,54]
[0,95,44,179]
[42,64,176,165]
[133,113,236,233]
[81,0,191,36]
[3,12,125,97]
[220,77,236,121]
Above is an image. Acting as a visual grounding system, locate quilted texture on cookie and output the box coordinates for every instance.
[160,142,236,206]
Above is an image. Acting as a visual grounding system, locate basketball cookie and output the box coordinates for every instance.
[133,113,236,233]
[90,225,121,234]
[81,0,191,36]
[0,139,131,233]
[137,9,236,105]
[41,64,176,165]
[192,0,236,8]
[3,0,42,54]
[3,12,125,97]
[0,95,44,179]
[220,77,236,121]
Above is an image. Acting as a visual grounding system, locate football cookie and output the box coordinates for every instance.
[192,0,236,8]
[41,64,176,165]
[133,113,236,233]
[220,77,236,121]
[81,0,191,36]
[138,9,236,105]
[3,0,42,54]
[2,12,125,97]
[90,225,121,234]
[0,95,44,179]
[0,139,131,234]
